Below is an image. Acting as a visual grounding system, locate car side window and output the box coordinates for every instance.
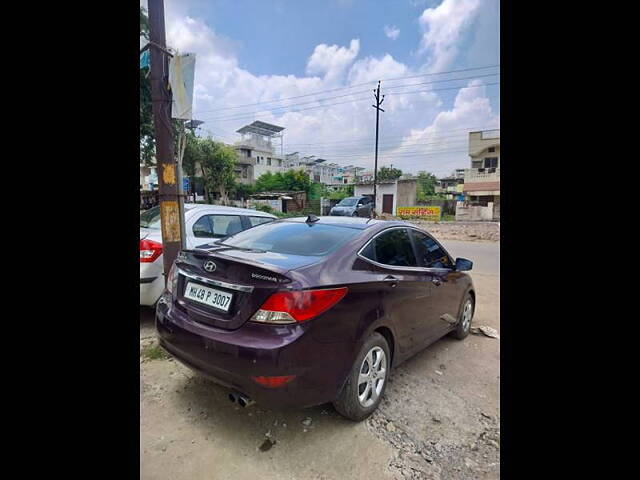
[410,230,452,269]
[193,215,244,238]
[192,215,213,237]
[248,216,274,227]
[361,228,417,267]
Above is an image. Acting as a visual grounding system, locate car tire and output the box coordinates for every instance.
[450,293,474,340]
[333,332,391,421]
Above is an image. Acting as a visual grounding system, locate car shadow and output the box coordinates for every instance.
[162,364,365,457]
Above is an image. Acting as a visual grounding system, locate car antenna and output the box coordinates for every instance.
[306,214,319,224]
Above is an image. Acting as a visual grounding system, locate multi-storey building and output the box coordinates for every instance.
[233,121,286,184]
[460,129,500,220]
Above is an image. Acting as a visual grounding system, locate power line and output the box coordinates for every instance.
[198,82,500,123]
[196,74,498,121]
[282,124,500,148]
[192,64,499,114]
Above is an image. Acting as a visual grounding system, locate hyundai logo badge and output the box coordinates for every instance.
[203,261,217,272]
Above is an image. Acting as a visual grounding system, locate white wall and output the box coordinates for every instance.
[354,183,398,215]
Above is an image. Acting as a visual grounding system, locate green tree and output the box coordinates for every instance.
[199,138,237,204]
[416,171,438,201]
[328,185,354,200]
[377,166,403,181]
[231,182,256,201]
[254,169,312,194]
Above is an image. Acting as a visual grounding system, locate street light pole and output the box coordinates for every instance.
[372,81,385,216]
[148,0,181,281]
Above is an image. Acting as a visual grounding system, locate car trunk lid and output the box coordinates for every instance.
[174,246,319,330]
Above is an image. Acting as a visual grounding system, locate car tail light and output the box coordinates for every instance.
[250,287,348,324]
[251,375,296,388]
[166,261,178,295]
[140,239,163,263]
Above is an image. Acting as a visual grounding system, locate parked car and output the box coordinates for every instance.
[155,216,475,421]
[140,204,277,307]
[329,196,373,217]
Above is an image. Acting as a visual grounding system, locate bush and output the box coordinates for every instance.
[254,204,275,213]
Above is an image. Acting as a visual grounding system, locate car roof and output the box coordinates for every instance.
[183,203,276,217]
[278,216,408,230]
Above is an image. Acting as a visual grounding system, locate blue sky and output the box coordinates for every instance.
[142,0,500,176]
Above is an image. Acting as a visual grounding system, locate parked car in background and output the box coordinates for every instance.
[140,204,277,307]
[329,196,373,217]
[156,216,475,421]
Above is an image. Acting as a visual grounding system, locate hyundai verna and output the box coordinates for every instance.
[155,216,474,421]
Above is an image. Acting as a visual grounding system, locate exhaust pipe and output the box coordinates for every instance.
[228,391,255,408]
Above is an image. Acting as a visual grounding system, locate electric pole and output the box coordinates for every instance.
[372,81,385,216]
[148,0,181,281]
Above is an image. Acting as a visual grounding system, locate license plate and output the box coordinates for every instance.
[184,282,233,312]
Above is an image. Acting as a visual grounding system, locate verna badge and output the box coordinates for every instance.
[203,261,217,272]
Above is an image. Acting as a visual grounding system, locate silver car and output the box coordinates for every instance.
[329,196,373,217]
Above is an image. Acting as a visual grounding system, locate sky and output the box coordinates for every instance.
[141,0,500,177]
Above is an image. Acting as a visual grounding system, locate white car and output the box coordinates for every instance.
[140,203,277,306]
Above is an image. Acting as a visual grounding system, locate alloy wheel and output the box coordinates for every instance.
[462,300,473,331]
[357,346,387,407]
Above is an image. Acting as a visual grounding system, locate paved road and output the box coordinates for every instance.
[140,240,500,479]
[441,240,500,276]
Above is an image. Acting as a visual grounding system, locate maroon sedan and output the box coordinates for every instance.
[155,216,475,421]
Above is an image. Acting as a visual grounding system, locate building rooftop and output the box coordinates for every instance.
[236,121,285,137]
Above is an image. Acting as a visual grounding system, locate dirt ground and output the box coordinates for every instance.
[407,221,500,243]
[140,241,500,479]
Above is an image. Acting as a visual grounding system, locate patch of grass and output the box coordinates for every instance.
[141,342,170,361]
[441,214,456,222]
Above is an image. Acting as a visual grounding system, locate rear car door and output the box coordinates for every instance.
[359,228,431,356]
[410,229,466,341]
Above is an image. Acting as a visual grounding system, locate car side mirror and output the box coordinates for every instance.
[455,257,473,271]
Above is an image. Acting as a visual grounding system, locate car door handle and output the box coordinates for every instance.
[431,277,442,286]
[383,275,398,288]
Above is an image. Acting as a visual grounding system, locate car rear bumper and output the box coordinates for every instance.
[140,276,164,306]
[140,261,164,306]
[155,297,354,409]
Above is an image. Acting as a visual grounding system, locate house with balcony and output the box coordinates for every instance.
[456,129,500,221]
[435,169,465,199]
[233,121,286,184]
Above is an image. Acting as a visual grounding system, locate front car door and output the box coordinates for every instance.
[359,227,433,358]
[409,229,467,341]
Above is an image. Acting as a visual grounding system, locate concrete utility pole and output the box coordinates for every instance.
[148,0,181,281]
[372,81,385,216]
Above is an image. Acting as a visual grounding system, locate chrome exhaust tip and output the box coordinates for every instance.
[236,392,255,408]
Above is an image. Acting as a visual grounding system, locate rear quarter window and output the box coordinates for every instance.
[248,216,274,227]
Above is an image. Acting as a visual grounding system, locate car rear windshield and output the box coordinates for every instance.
[337,197,358,206]
[220,222,361,256]
[140,205,194,228]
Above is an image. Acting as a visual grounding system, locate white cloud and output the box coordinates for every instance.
[306,39,360,84]
[149,0,497,177]
[379,79,499,176]
[418,0,481,73]
[384,25,400,40]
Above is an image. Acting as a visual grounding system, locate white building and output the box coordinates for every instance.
[354,179,418,216]
[284,153,343,185]
[233,121,286,184]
